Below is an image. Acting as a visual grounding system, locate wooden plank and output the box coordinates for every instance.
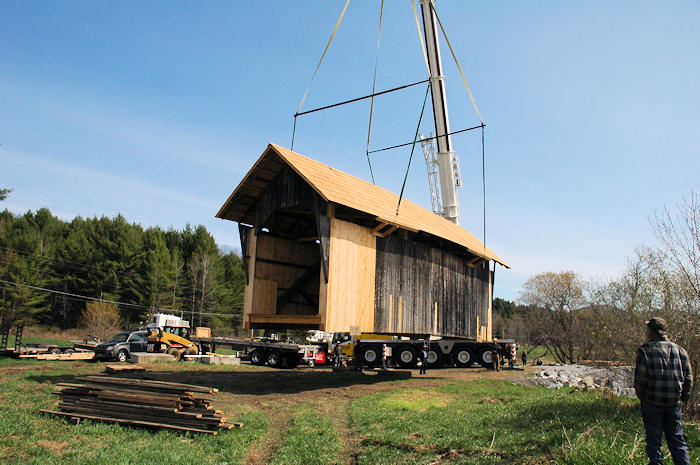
[242,228,258,329]
[251,278,277,315]
[40,410,218,434]
[324,218,376,333]
[247,314,321,325]
[78,376,218,393]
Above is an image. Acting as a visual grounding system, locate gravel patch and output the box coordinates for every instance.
[528,364,636,397]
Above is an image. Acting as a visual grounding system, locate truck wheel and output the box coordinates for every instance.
[452,347,475,368]
[426,349,442,368]
[361,347,381,367]
[116,350,129,362]
[49,348,62,355]
[266,351,282,368]
[249,349,265,365]
[183,347,197,359]
[397,346,418,368]
[478,348,494,368]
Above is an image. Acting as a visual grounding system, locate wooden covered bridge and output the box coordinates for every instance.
[216,143,508,340]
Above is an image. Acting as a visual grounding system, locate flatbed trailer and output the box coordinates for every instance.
[0,322,90,358]
[190,336,306,368]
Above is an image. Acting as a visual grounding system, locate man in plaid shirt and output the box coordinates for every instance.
[634,317,693,465]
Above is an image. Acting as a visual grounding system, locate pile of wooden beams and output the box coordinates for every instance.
[40,375,242,434]
[20,352,94,361]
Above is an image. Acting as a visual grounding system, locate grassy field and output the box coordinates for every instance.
[1,359,697,465]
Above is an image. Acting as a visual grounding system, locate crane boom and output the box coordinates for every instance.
[419,0,460,225]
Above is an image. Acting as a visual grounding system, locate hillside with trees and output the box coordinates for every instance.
[0,200,245,333]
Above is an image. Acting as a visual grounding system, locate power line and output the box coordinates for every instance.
[0,279,242,319]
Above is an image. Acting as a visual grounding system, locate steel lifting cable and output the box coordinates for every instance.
[364,0,385,185]
[431,2,488,248]
[396,84,431,216]
[291,0,351,150]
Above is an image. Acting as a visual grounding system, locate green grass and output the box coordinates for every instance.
[5,335,76,348]
[271,403,339,465]
[1,358,697,465]
[0,363,267,465]
[350,380,699,465]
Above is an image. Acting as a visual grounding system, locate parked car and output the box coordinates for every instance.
[94,330,148,362]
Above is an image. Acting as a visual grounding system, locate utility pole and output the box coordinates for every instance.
[419,0,460,225]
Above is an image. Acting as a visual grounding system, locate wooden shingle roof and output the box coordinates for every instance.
[217,143,509,267]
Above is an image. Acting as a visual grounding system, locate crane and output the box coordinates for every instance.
[419,0,461,225]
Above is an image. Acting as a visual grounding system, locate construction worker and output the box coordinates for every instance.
[635,317,693,465]
[333,342,343,369]
[382,343,390,370]
[521,350,528,367]
[354,340,363,373]
[418,341,429,375]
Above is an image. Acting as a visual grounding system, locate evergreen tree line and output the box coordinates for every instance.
[0,206,245,332]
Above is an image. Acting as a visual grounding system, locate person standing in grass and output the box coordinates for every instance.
[634,317,693,465]
[521,350,528,367]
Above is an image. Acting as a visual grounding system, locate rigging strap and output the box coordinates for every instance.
[411,0,431,76]
[396,84,431,216]
[292,0,351,149]
[365,0,385,185]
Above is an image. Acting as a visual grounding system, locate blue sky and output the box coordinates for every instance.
[2,1,699,301]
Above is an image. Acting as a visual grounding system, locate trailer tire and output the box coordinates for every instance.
[266,350,282,368]
[361,347,381,367]
[452,347,475,368]
[478,348,494,368]
[426,349,442,368]
[64,349,75,355]
[49,348,62,355]
[249,349,265,365]
[397,346,418,368]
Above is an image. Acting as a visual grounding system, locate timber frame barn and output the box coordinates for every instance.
[217,143,509,340]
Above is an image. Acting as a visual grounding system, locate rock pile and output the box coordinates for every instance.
[533,364,636,397]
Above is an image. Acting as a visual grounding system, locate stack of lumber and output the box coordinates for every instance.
[104,364,145,374]
[20,352,94,361]
[40,375,242,434]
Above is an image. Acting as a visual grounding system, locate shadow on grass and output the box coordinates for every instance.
[27,367,412,395]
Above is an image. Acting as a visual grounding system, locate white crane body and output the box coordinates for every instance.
[419,0,460,225]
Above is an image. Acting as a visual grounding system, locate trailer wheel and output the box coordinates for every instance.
[49,348,62,355]
[249,349,265,365]
[426,349,442,368]
[361,347,380,366]
[266,350,282,368]
[64,349,75,355]
[452,347,475,368]
[478,348,494,368]
[397,346,418,368]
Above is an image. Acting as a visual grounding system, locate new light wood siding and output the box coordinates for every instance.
[324,218,376,332]
[374,235,492,338]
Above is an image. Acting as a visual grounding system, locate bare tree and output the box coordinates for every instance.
[651,192,699,414]
[520,271,589,364]
[80,301,121,342]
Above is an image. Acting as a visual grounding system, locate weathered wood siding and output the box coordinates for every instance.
[374,235,492,338]
[324,218,376,332]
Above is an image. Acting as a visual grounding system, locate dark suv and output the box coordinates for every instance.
[94,330,148,362]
